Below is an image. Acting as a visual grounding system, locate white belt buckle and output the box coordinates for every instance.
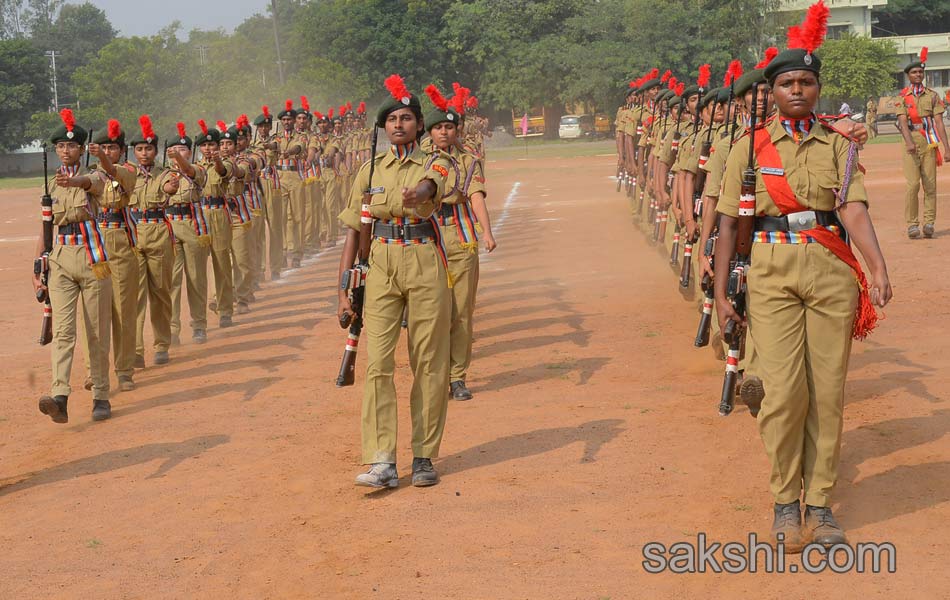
[787,210,817,233]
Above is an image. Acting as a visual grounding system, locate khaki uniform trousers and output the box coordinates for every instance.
[231,219,255,305]
[205,206,234,318]
[747,242,857,508]
[134,222,174,356]
[170,217,209,336]
[440,224,480,383]
[49,245,112,400]
[261,179,285,276]
[280,173,305,261]
[302,179,322,250]
[322,173,341,243]
[253,210,265,281]
[361,240,452,464]
[85,228,137,378]
[904,131,938,227]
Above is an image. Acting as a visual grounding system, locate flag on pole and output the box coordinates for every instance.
[520,113,529,137]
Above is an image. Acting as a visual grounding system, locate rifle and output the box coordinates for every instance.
[335,125,378,387]
[35,145,53,345]
[85,130,93,168]
[162,140,168,168]
[718,82,759,417]
[694,226,717,347]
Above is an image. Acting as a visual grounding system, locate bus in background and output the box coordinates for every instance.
[512,108,545,137]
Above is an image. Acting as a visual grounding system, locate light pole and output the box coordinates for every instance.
[271,0,286,86]
[44,50,60,112]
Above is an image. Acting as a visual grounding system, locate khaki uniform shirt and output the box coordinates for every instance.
[702,127,736,199]
[339,146,452,231]
[51,165,106,226]
[167,163,207,206]
[895,87,945,121]
[129,165,174,210]
[717,117,868,218]
[198,159,234,198]
[95,162,137,209]
[442,144,486,205]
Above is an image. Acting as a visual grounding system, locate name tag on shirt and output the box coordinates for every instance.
[369,186,385,194]
[760,167,784,176]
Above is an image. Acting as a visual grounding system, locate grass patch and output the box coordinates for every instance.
[0,176,43,190]
[488,139,615,161]
[86,539,102,548]
[865,134,901,145]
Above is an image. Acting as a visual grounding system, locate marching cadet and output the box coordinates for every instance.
[715,2,892,551]
[87,121,139,392]
[129,115,179,367]
[236,116,266,291]
[220,121,255,315]
[272,101,305,268]
[196,119,237,327]
[424,84,497,401]
[337,74,453,489]
[35,109,113,423]
[166,123,212,344]
[252,107,285,280]
[897,47,949,239]
[296,97,321,254]
[307,111,331,247]
[865,97,877,140]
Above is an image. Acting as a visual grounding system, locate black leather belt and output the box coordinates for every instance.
[97,211,126,225]
[202,197,226,208]
[372,220,436,241]
[438,204,458,219]
[58,223,83,236]
[755,210,840,233]
[166,204,192,217]
[132,208,166,220]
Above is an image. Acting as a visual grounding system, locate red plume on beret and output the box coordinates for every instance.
[754,47,779,69]
[314,111,324,120]
[285,99,293,112]
[300,95,310,112]
[238,114,249,130]
[59,108,75,132]
[346,101,352,112]
[328,108,334,119]
[177,122,187,138]
[467,96,478,109]
[629,80,637,88]
[198,119,208,136]
[262,105,270,119]
[339,104,346,116]
[450,83,470,114]
[724,60,743,86]
[920,47,928,64]
[425,84,449,112]
[675,82,685,97]
[357,101,366,115]
[107,119,121,140]
[668,76,677,90]
[787,0,828,54]
[660,69,671,83]
[139,114,155,141]
[384,74,411,103]
[697,64,711,89]
[647,68,659,80]
[216,120,227,132]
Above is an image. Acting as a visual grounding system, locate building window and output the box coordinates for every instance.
[826,24,851,40]
[925,69,949,89]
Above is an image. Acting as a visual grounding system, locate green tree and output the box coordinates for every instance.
[819,33,897,108]
[31,2,115,107]
[875,0,950,36]
[0,38,50,148]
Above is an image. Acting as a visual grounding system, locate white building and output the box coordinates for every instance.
[778,0,949,96]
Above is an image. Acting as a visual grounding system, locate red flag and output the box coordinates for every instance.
[520,113,529,136]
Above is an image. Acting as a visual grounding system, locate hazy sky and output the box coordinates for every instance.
[86,0,267,37]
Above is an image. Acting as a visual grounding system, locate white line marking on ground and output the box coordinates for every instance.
[0,236,35,243]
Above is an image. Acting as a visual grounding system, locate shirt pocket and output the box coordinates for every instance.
[810,169,840,210]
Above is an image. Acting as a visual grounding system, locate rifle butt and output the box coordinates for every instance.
[39,303,52,346]
[695,293,713,347]
[719,338,742,416]
[679,243,693,288]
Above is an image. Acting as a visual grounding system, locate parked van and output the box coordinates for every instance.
[559,114,594,139]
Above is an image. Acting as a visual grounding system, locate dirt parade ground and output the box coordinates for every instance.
[0,139,948,598]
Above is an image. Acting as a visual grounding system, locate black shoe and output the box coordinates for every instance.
[804,505,848,548]
[771,500,805,553]
[134,354,146,369]
[92,400,112,421]
[291,258,301,268]
[411,457,439,487]
[923,223,935,238]
[450,380,473,401]
[738,375,765,418]
[154,351,169,365]
[219,315,234,328]
[192,329,207,344]
[39,394,68,424]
